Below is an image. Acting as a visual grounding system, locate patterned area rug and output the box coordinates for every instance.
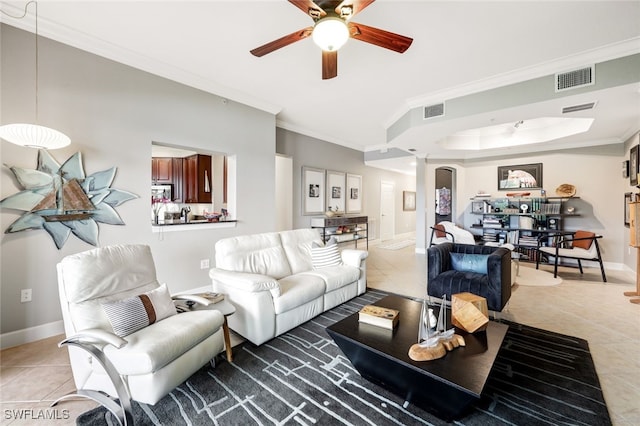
[76,290,610,425]
[377,239,415,250]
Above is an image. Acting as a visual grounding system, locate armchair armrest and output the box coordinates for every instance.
[209,268,281,297]
[427,242,454,281]
[341,249,368,267]
[59,328,127,350]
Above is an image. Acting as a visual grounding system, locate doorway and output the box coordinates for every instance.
[435,168,454,224]
[380,181,395,241]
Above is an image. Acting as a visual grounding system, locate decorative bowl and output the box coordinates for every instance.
[204,212,221,222]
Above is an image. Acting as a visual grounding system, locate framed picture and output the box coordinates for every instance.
[625,192,633,227]
[346,173,362,214]
[403,191,416,211]
[325,170,346,212]
[623,160,630,178]
[630,145,638,186]
[302,166,325,215]
[497,163,543,190]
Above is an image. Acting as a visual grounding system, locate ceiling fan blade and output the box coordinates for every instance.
[336,0,375,17]
[250,27,313,57]
[289,0,326,18]
[322,50,338,80]
[348,22,413,53]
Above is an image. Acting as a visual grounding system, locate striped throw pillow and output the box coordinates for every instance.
[311,241,342,269]
[102,284,177,337]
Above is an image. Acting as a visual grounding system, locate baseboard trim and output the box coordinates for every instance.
[0,285,220,350]
[0,320,65,350]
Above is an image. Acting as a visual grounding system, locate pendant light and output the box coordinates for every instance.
[0,1,70,149]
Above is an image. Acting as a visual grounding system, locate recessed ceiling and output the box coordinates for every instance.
[1,1,639,172]
[439,117,595,150]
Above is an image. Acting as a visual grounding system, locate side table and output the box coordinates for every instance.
[179,298,236,362]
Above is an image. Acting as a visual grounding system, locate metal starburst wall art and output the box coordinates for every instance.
[1,149,138,248]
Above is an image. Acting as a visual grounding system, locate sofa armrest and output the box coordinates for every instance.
[427,242,453,281]
[486,248,512,308]
[209,268,281,297]
[341,249,368,267]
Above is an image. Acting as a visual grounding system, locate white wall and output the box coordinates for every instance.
[426,145,627,269]
[1,25,277,339]
[276,128,416,240]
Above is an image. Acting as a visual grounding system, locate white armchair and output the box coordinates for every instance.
[52,244,225,425]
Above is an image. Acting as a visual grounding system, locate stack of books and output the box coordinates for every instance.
[483,218,503,228]
[358,305,399,329]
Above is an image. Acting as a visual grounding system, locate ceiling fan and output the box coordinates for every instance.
[250,0,413,79]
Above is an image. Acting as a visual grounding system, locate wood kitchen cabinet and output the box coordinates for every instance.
[151,157,173,184]
[171,157,184,203]
[183,154,212,204]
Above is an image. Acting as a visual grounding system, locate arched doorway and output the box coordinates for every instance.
[435,167,454,224]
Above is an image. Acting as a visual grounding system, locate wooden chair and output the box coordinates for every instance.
[536,230,606,282]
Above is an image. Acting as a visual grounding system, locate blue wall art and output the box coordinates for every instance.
[1,149,138,248]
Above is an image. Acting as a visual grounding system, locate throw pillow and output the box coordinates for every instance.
[571,231,595,250]
[311,238,342,269]
[450,253,488,274]
[434,224,446,238]
[102,284,176,337]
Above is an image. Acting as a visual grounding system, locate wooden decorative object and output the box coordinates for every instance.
[408,334,465,361]
[627,201,640,304]
[451,293,489,333]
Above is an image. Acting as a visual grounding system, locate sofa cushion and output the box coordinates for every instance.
[101,284,177,337]
[214,232,292,279]
[450,253,488,274]
[103,310,223,375]
[302,265,360,292]
[572,231,595,250]
[311,240,342,269]
[279,229,324,274]
[273,274,326,314]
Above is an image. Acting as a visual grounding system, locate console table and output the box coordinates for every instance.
[311,215,368,249]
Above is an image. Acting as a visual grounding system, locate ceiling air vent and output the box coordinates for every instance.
[555,65,595,92]
[562,102,597,114]
[423,103,445,120]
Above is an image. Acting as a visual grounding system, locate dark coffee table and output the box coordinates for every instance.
[326,294,508,421]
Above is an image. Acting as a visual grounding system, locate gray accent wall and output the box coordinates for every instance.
[276,128,416,240]
[1,25,276,335]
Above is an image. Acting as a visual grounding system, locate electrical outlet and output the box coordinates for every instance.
[200,259,210,269]
[20,289,32,303]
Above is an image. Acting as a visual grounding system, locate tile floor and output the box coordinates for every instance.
[1,241,638,425]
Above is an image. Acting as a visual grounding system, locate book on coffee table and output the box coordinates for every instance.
[194,292,225,304]
[358,305,399,329]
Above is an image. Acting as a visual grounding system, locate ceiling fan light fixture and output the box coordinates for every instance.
[312,17,349,52]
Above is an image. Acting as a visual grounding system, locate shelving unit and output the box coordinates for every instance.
[470,196,580,262]
[311,215,368,249]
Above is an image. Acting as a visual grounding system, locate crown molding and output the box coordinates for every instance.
[383,37,640,130]
[0,6,282,116]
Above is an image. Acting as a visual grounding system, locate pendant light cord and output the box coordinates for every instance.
[1,1,39,123]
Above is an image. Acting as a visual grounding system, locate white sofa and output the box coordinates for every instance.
[210,228,368,345]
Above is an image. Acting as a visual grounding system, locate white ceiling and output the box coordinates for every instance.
[2,1,640,174]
